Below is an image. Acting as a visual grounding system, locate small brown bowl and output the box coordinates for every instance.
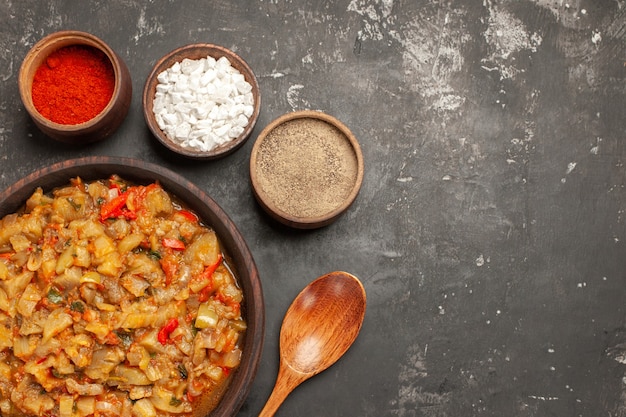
[250,110,364,229]
[0,156,265,417]
[18,30,132,144]
[143,44,261,160]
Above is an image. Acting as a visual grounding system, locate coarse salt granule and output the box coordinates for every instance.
[152,55,255,152]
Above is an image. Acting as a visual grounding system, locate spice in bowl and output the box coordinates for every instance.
[18,30,132,144]
[152,55,255,153]
[31,45,115,125]
[250,111,364,229]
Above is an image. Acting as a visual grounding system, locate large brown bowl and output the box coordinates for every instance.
[0,156,265,417]
[18,31,132,144]
[143,43,260,160]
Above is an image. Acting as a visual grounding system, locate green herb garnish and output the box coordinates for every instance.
[47,288,63,304]
[115,330,133,348]
[67,198,81,210]
[178,363,188,379]
[70,301,85,313]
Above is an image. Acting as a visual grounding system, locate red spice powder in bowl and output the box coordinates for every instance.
[19,31,132,144]
[32,45,115,125]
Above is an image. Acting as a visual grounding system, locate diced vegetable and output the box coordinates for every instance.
[100,191,129,221]
[176,209,198,222]
[17,284,42,317]
[132,398,157,417]
[150,386,189,414]
[42,309,73,343]
[80,271,102,284]
[118,232,145,253]
[0,287,9,312]
[74,396,96,417]
[3,270,33,299]
[157,317,179,345]
[162,237,186,250]
[0,260,8,280]
[195,303,219,329]
[58,395,74,417]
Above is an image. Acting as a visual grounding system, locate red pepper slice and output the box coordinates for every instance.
[197,254,223,302]
[157,317,179,345]
[160,257,178,286]
[177,210,198,222]
[202,254,223,280]
[100,192,129,221]
[162,237,186,250]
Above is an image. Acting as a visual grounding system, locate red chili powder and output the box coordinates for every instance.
[31,45,115,125]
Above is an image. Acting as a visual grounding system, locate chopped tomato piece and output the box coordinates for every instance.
[201,254,223,280]
[162,237,186,250]
[160,257,179,285]
[197,254,223,302]
[177,209,198,222]
[158,318,179,345]
[100,192,129,221]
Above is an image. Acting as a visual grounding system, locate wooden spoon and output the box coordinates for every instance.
[258,271,367,416]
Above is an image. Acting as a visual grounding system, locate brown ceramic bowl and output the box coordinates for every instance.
[143,44,260,160]
[18,30,132,144]
[250,110,364,229]
[0,156,264,417]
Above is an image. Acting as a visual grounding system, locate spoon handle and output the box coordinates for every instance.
[258,362,308,417]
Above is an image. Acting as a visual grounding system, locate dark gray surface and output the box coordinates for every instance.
[1,1,625,416]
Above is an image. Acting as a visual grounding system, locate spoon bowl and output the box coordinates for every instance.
[259,271,366,416]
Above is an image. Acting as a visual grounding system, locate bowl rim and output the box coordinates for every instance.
[18,30,128,131]
[249,110,365,229]
[0,156,265,417]
[142,43,261,160]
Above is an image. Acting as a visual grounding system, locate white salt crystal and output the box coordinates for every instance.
[170,62,181,73]
[228,103,243,118]
[242,93,254,106]
[217,106,230,120]
[155,113,164,128]
[174,122,191,139]
[235,114,249,127]
[200,70,216,86]
[181,58,204,75]
[243,105,254,117]
[162,113,179,126]
[215,56,231,72]
[235,78,252,94]
[229,125,244,137]
[231,73,245,85]
[174,79,189,92]
[214,124,231,138]
[156,71,169,84]
[208,106,219,120]
[152,54,255,152]
[155,84,170,94]
[168,73,179,84]
[153,95,166,111]
[195,119,213,129]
